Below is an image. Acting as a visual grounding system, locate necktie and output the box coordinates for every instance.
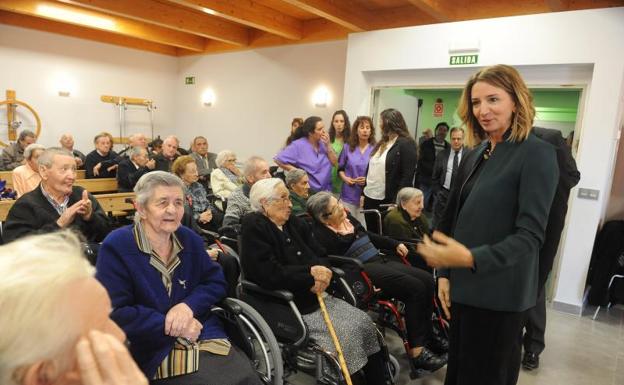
[450,150,459,187]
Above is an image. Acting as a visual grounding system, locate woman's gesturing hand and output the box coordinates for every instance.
[417,231,474,269]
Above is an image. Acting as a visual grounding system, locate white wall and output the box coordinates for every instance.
[343,8,624,312]
[174,40,347,161]
[0,24,177,153]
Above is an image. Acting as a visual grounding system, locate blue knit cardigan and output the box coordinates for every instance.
[95,225,227,377]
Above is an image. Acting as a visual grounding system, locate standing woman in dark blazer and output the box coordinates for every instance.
[416,64,559,385]
[362,109,417,233]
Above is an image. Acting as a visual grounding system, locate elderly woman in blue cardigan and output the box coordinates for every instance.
[96,171,261,384]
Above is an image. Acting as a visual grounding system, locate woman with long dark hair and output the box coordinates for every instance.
[417,64,559,385]
[362,109,417,233]
[328,110,351,193]
[338,116,375,226]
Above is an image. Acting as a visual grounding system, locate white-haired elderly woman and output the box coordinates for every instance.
[0,230,147,385]
[12,143,45,197]
[284,167,311,215]
[241,178,387,383]
[96,171,262,384]
[383,187,431,270]
[307,192,447,374]
[210,149,242,199]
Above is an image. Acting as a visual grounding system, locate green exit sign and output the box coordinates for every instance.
[450,54,478,65]
[185,76,195,85]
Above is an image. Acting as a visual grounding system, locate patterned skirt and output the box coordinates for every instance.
[302,294,380,374]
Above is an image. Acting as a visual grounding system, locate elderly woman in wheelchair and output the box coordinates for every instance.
[96,171,263,385]
[241,178,389,385]
[307,191,447,376]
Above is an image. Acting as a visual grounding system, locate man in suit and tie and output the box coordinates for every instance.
[431,127,466,229]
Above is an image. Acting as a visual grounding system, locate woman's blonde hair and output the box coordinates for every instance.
[0,231,93,384]
[457,64,535,147]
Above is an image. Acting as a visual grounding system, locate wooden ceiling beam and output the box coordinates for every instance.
[167,0,303,40]
[544,0,570,11]
[279,0,371,31]
[61,0,249,46]
[0,0,206,51]
[0,10,178,55]
[405,0,455,22]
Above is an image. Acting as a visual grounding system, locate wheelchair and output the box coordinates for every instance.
[360,206,449,340]
[212,297,284,385]
[211,227,400,384]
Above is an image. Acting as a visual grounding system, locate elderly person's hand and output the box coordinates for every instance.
[146,158,156,170]
[310,265,332,294]
[107,164,118,173]
[396,243,409,257]
[56,190,93,227]
[207,248,220,261]
[417,231,474,269]
[75,157,84,167]
[164,302,194,337]
[199,210,213,224]
[180,318,203,342]
[77,330,148,385]
[93,162,102,176]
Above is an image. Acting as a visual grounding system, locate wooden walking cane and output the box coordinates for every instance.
[316,292,353,385]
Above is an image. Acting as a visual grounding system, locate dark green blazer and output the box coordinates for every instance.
[438,132,558,312]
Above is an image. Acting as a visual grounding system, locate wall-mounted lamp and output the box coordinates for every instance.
[53,72,77,97]
[201,89,216,107]
[312,86,330,108]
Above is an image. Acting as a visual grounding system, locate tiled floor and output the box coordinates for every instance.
[286,304,624,385]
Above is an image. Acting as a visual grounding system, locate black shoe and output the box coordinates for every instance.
[411,347,447,373]
[522,351,539,370]
[427,334,449,355]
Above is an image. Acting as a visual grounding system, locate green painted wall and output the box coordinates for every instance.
[389,88,582,138]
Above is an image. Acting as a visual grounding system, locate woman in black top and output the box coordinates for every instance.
[417,65,558,385]
[362,109,417,233]
[241,178,387,384]
[307,192,446,374]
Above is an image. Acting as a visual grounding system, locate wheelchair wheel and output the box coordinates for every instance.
[387,353,400,384]
[228,298,284,385]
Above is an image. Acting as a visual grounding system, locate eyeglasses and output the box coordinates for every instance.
[270,195,291,205]
[323,199,343,217]
[227,158,237,162]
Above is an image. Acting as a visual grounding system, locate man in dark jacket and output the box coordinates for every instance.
[417,122,449,211]
[431,127,467,228]
[522,127,580,370]
[153,135,179,172]
[117,146,155,192]
[3,148,110,243]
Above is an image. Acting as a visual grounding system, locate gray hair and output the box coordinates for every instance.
[216,150,236,168]
[396,187,423,206]
[128,145,146,159]
[134,171,186,207]
[306,191,334,222]
[249,178,284,212]
[0,230,92,385]
[23,143,46,160]
[163,135,179,146]
[38,147,74,168]
[243,156,266,178]
[284,168,307,189]
[18,130,35,142]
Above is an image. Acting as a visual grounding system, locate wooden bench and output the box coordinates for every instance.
[0,170,86,190]
[0,192,134,221]
[75,178,118,193]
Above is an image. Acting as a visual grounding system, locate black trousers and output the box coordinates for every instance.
[364,257,435,347]
[432,188,449,230]
[445,303,527,385]
[363,195,391,235]
[523,286,546,354]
